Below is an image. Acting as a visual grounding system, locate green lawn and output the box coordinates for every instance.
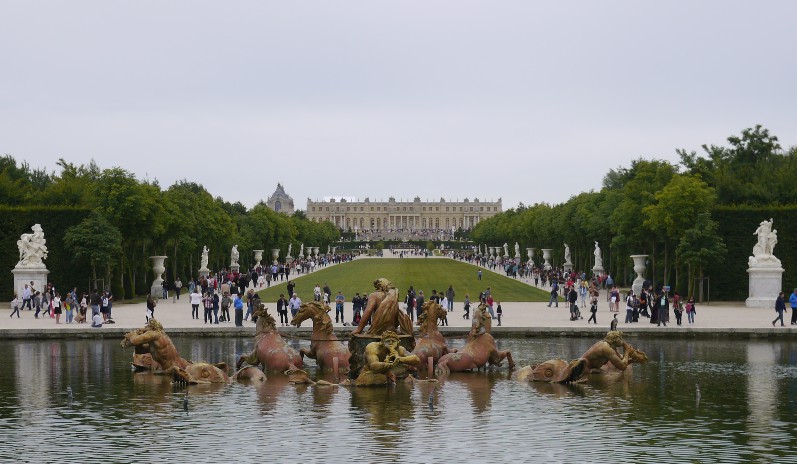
[256,259,550,303]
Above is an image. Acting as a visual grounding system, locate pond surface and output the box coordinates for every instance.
[2,336,797,463]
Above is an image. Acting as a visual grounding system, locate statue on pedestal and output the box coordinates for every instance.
[200,246,209,270]
[593,241,603,268]
[230,245,240,267]
[299,244,304,259]
[16,224,48,268]
[749,218,782,267]
[503,243,509,257]
[564,243,572,265]
[514,242,521,259]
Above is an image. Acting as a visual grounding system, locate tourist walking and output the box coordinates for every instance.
[657,290,669,327]
[625,291,635,323]
[496,302,503,326]
[685,296,696,324]
[10,293,20,318]
[203,292,214,323]
[463,294,470,319]
[790,288,797,325]
[174,277,182,301]
[53,292,62,324]
[189,289,201,320]
[673,292,683,326]
[21,284,32,311]
[289,293,302,321]
[446,286,455,312]
[773,292,786,327]
[220,292,231,323]
[587,298,597,324]
[547,282,559,308]
[64,292,74,324]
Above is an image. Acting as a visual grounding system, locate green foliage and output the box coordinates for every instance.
[63,211,123,286]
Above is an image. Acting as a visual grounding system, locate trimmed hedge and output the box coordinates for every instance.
[0,206,93,299]
[708,206,796,301]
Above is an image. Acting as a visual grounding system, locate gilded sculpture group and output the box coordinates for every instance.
[121,276,647,387]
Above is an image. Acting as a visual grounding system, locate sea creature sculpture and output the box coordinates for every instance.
[412,301,450,365]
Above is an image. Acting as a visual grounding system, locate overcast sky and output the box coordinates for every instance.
[2,1,795,210]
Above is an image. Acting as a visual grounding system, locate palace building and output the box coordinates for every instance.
[305,196,502,231]
[265,183,295,215]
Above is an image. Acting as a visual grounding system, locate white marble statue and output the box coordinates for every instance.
[16,224,48,268]
[200,246,209,270]
[593,241,603,268]
[299,243,304,258]
[327,245,331,255]
[231,245,240,266]
[564,243,571,264]
[749,218,782,267]
[503,243,509,257]
[514,242,521,258]
[287,243,292,258]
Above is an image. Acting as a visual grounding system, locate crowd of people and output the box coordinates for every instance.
[11,281,114,327]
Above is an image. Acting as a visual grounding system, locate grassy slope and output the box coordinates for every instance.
[256,258,550,302]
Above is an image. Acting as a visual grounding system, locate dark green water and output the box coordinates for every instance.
[1,336,796,463]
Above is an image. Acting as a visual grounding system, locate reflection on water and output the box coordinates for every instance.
[1,337,797,462]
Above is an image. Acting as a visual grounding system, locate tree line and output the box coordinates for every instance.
[0,158,338,299]
[470,126,797,299]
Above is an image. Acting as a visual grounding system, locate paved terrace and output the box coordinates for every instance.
[2,254,793,339]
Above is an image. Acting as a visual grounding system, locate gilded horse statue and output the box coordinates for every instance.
[435,304,514,375]
[412,301,450,365]
[290,301,351,373]
[236,304,303,372]
[121,319,230,384]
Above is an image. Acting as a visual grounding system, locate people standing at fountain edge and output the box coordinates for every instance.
[657,290,670,327]
[415,290,425,319]
[790,289,797,325]
[189,289,200,320]
[773,292,787,327]
[90,289,101,318]
[91,313,103,328]
[144,294,155,322]
[21,284,31,311]
[463,294,471,319]
[496,302,503,326]
[486,293,495,318]
[10,293,20,318]
[233,293,244,327]
[335,291,345,323]
[673,292,683,326]
[446,286,455,312]
[277,294,289,326]
[289,293,302,321]
[610,314,618,331]
[568,286,578,316]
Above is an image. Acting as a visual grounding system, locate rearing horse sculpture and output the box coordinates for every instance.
[290,301,351,373]
[435,304,514,375]
[237,304,303,372]
[412,301,450,365]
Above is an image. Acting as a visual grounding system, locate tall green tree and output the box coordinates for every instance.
[63,211,123,289]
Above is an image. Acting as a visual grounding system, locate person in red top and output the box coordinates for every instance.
[486,294,495,318]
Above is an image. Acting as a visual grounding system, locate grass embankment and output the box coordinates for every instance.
[256,259,550,303]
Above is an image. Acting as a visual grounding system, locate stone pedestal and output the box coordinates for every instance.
[746,266,784,308]
[541,249,552,271]
[198,268,210,279]
[253,250,264,267]
[347,334,416,380]
[563,260,573,272]
[149,256,167,297]
[230,264,240,274]
[12,266,49,300]
[592,265,605,277]
[631,255,648,296]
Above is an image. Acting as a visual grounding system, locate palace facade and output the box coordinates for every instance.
[265,183,295,215]
[306,196,502,231]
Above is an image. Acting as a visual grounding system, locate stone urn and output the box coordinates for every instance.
[541,249,552,271]
[631,255,648,296]
[253,250,264,267]
[526,248,535,267]
[150,256,167,297]
[271,248,280,264]
[313,247,320,258]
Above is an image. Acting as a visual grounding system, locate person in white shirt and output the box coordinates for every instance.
[91,313,103,328]
[189,290,202,320]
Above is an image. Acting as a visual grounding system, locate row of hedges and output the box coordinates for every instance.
[0,207,93,299]
[708,206,797,301]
